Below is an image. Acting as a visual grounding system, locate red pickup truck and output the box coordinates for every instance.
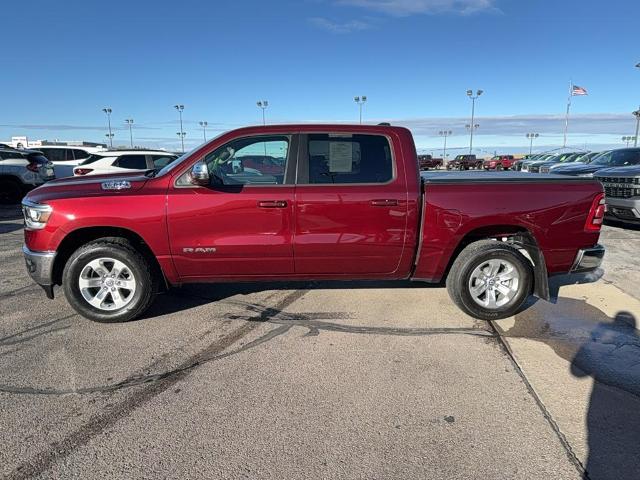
[22,124,605,323]
[483,155,516,170]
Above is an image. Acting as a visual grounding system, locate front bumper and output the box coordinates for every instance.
[570,244,605,273]
[23,246,56,298]
[604,196,640,224]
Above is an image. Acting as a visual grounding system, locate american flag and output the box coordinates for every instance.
[572,85,588,96]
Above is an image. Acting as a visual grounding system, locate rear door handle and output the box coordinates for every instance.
[258,200,288,208]
[370,199,398,207]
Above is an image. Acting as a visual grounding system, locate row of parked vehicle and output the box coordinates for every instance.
[516,148,640,227]
[0,144,179,204]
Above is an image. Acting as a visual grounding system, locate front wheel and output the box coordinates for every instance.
[62,239,157,322]
[446,240,533,320]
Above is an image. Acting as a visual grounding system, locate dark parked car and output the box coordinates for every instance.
[418,155,443,170]
[553,148,640,177]
[537,152,586,173]
[446,154,482,170]
[516,153,552,171]
[525,152,580,173]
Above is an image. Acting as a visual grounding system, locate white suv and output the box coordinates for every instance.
[37,146,106,178]
[73,150,179,176]
[0,147,55,204]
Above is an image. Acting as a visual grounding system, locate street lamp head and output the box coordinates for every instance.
[354,96,360,102]
[634,110,640,118]
[466,90,473,96]
[477,89,484,96]
[361,96,367,102]
[174,104,184,111]
[102,108,112,114]
[636,62,640,68]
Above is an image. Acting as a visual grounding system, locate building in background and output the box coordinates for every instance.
[1,136,107,149]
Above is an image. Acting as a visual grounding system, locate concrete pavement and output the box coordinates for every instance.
[1,209,639,479]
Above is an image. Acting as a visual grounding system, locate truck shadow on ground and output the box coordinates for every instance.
[142,279,441,319]
[499,299,640,480]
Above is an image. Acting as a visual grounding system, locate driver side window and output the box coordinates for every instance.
[203,136,289,185]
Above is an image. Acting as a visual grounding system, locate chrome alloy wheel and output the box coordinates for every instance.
[468,258,520,310]
[78,258,137,311]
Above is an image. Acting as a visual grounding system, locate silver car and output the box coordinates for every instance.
[0,148,55,204]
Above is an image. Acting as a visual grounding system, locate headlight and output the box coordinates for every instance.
[577,173,594,178]
[22,200,52,230]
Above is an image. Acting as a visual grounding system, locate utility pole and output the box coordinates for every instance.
[466,90,483,154]
[174,105,185,152]
[439,130,452,166]
[526,133,539,155]
[354,96,367,124]
[102,107,113,148]
[633,109,640,148]
[125,118,134,148]
[199,121,208,142]
[256,100,269,125]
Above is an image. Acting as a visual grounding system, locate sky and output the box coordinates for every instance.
[2,0,640,156]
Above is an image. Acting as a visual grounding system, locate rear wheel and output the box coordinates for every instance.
[63,239,157,322]
[446,240,533,320]
[0,178,24,205]
[496,164,503,171]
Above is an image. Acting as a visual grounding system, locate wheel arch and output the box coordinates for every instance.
[52,226,168,291]
[442,225,549,301]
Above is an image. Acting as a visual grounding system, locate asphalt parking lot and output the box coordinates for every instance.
[1,206,639,480]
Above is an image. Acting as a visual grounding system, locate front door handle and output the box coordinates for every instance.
[370,199,398,207]
[258,200,288,208]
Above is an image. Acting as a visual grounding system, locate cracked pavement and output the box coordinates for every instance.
[1,207,639,479]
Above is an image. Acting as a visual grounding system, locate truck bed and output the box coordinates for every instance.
[421,171,595,184]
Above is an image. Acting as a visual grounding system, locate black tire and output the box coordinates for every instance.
[496,164,503,171]
[62,238,157,322]
[446,240,533,321]
[0,178,24,205]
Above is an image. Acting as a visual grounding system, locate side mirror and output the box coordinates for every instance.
[189,161,210,186]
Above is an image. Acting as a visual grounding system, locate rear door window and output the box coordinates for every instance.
[72,149,90,161]
[115,154,148,170]
[151,155,177,169]
[41,148,66,162]
[303,134,393,184]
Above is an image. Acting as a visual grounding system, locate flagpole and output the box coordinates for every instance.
[563,80,572,148]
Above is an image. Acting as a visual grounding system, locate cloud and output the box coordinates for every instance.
[309,16,372,33]
[0,124,160,131]
[388,113,637,137]
[336,0,499,16]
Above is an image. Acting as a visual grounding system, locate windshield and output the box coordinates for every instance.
[592,151,613,165]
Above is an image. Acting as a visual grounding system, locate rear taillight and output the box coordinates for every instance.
[26,162,40,172]
[74,168,93,175]
[585,193,606,232]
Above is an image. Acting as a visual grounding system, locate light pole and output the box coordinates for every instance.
[199,121,208,142]
[438,130,452,166]
[174,104,185,152]
[622,136,636,147]
[256,100,269,125]
[634,109,640,148]
[466,123,480,153]
[466,89,483,154]
[176,131,186,148]
[526,133,539,155]
[102,107,113,148]
[354,96,367,124]
[125,118,134,148]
